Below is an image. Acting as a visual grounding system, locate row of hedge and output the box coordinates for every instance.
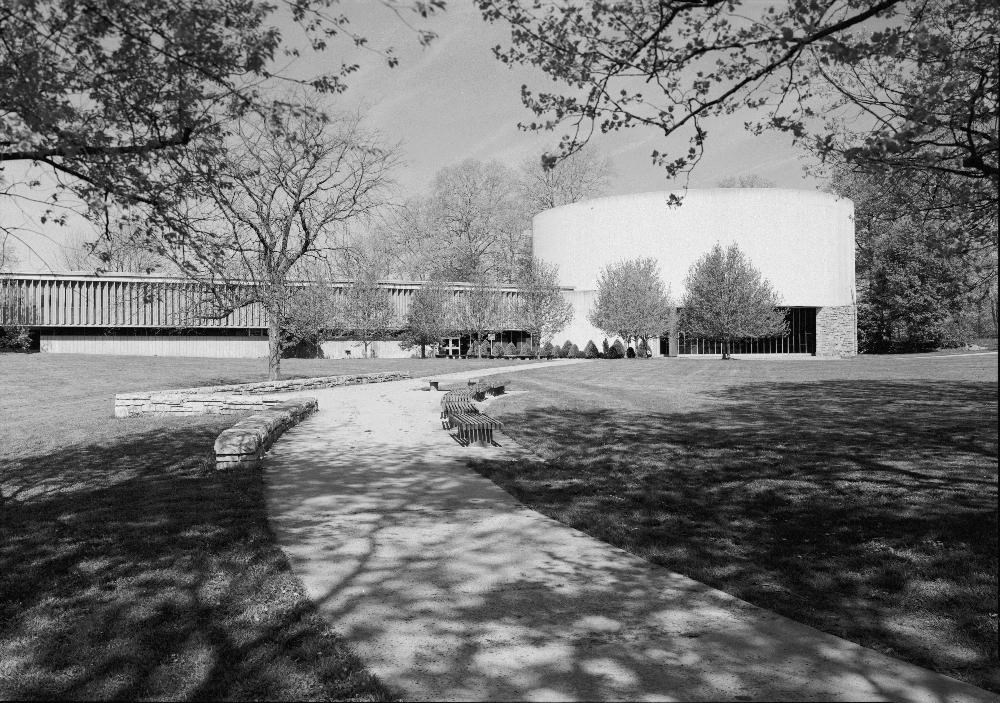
[465,338,652,359]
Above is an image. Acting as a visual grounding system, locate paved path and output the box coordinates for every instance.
[264,362,997,702]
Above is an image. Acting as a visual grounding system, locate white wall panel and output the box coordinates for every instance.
[533,189,855,307]
[40,334,270,358]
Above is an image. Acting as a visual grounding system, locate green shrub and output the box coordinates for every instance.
[636,338,649,357]
[503,342,517,356]
[1,325,31,352]
[608,339,626,358]
[541,341,555,358]
[518,341,533,357]
[602,338,610,356]
[570,343,582,358]
[583,340,599,358]
[560,339,574,358]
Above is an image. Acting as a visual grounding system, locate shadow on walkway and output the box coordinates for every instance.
[264,378,997,702]
[1,418,390,700]
[471,378,999,694]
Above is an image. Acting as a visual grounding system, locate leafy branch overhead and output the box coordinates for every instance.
[0,0,445,237]
[476,0,997,193]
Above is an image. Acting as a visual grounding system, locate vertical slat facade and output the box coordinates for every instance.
[1,273,548,335]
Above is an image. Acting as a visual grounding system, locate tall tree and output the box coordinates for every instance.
[402,279,455,358]
[157,103,395,379]
[457,274,502,358]
[477,0,997,214]
[518,146,613,212]
[0,0,444,256]
[828,161,997,351]
[515,257,573,357]
[399,159,530,282]
[59,229,163,273]
[338,273,397,359]
[681,243,787,360]
[0,234,17,272]
[587,257,675,355]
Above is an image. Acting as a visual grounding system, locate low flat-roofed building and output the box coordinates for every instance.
[2,189,857,358]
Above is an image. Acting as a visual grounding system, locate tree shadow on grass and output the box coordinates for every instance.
[261,407,996,703]
[0,419,392,701]
[470,379,999,693]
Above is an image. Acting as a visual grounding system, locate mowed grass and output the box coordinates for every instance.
[0,353,541,700]
[471,353,999,693]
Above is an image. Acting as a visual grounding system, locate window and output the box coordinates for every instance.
[677,307,816,355]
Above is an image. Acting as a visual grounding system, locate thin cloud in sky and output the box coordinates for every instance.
[4,3,823,271]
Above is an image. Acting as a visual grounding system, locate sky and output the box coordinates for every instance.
[331,1,821,196]
[4,0,823,272]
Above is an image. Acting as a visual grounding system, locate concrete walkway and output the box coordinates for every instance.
[263,362,997,702]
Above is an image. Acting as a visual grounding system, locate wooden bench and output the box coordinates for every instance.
[440,399,479,427]
[441,388,477,404]
[473,379,506,397]
[436,380,508,444]
[448,411,504,446]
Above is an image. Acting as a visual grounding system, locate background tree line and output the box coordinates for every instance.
[3,0,995,370]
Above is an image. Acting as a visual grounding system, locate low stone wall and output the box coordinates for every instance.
[215,398,318,470]
[114,372,408,417]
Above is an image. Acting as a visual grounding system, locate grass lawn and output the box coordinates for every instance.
[0,353,540,700]
[471,353,999,693]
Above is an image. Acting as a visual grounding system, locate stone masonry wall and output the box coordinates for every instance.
[214,398,318,470]
[114,372,408,417]
[816,305,857,357]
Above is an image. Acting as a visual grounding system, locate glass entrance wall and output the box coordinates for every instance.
[437,330,533,356]
[677,307,816,355]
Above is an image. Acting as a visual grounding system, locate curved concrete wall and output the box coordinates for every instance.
[532,189,856,355]
[533,189,854,307]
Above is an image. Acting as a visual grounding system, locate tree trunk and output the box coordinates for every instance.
[420,342,426,358]
[267,316,282,380]
[722,337,730,360]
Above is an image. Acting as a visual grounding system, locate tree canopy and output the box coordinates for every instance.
[387,159,531,283]
[587,257,675,351]
[518,145,613,212]
[680,243,786,359]
[155,103,395,378]
[828,161,997,351]
[477,0,997,211]
[1,0,444,252]
[516,257,573,356]
[338,272,396,359]
[717,174,776,189]
[403,279,455,358]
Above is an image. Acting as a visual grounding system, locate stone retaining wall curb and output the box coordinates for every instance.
[214,398,318,470]
[114,372,409,417]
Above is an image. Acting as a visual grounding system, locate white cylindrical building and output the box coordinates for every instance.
[532,188,856,357]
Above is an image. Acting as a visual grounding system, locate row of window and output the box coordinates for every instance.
[676,307,817,355]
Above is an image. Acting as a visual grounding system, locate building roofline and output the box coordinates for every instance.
[0,271,575,292]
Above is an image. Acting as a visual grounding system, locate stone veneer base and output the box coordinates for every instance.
[816,305,858,357]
